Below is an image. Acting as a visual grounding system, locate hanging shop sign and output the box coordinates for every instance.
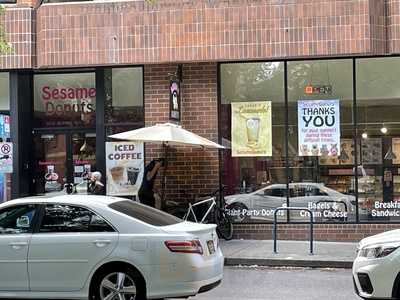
[0,142,12,173]
[106,142,144,196]
[231,101,272,157]
[298,99,340,156]
[169,80,181,122]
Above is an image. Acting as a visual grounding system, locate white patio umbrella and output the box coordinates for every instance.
[109,122,224,149]
[108,122,224,204]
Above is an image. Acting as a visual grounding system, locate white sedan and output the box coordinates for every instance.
[225,182,355,222]
[0,195,223,300]
[353,229,400,299]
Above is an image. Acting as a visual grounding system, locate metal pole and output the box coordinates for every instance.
[310,212,314,255]
[273,209,278,253]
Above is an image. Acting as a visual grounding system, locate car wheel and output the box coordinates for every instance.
[91,266,146,300]
[227,203,249,222]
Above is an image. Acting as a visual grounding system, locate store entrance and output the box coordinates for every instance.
[32,131,96,196]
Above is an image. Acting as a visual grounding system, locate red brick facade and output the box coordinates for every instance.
[234,223,400,242]
[33,0,393,68]
[3,0,400,241]
[144,63,219,200]
[0,7,35,69]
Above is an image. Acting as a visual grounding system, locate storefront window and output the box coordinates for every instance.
[287,59,355,223]
[0,73,9,111]
[105,67,144,133]
[33,73,96,128]
[220,62,286,223]
[356,58,400,222]
[0,73,10,203]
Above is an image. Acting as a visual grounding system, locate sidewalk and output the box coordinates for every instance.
[220,240,357,269]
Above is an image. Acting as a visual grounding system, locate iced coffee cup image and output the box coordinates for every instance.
[246,117,260,147]
[110,166,124,184]
[127,167,140,185]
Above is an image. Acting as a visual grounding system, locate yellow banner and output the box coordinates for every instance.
[231,101,272,157]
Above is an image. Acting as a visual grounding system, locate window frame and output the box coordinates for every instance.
[34,203,118,234]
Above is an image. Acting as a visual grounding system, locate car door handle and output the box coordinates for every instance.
[9,241,28,250]
[93,240,111,247]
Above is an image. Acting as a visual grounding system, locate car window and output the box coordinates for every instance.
[109,200,182,226]
[264,188,286,197]
[0,204,37,235]
[291,187,306,197]
[39,204,115,233]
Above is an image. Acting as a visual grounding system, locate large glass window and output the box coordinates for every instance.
[105,67,144,136]
[287,59,355,223]
[356,58,400,222]
[33,73,96,128]
[0,73,9,111]
[221,62,286,223]
[0,73,11,203]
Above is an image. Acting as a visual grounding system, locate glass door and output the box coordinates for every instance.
[33,133,67,195]
[33,132,96,195]
[71,133,96,194]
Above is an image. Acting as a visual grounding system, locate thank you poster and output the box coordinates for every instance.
[231,101,272,157]
[106,142,144,196]
[298,99,340,157]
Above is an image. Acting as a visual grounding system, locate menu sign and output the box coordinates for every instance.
[298,99,340,157]
[231,101,272,157]
[106,142,144,196]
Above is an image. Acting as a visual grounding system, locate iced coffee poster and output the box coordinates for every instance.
[106,142,144,196]
[298,99,340,157]
[231,101,272,157]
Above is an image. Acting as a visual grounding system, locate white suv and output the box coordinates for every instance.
[353,229,400,299]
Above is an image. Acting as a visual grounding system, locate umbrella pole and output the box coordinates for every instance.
[161,142,169,210]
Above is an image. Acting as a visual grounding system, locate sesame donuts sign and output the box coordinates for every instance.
[41,86,95,116]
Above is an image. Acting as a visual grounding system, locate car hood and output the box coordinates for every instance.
[359,229,400,248]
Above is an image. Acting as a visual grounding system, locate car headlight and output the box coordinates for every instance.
[359,244,400,259]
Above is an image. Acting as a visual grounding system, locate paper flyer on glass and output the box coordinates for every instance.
[298,99,340,156]
[106,142,144,196]
[231,101,272,157]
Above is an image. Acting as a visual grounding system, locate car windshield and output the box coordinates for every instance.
[109,200,182,226]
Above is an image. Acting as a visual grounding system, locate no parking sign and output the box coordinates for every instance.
[0,142,13,173]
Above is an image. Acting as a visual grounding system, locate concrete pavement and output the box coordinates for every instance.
[175,266,359,300]
[220,240,358,268]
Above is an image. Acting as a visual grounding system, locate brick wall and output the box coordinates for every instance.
[387,0,400,53]
[234,223,400,242]
[144,62,219,201]
[35,0,388,68]
[0,7,35,69]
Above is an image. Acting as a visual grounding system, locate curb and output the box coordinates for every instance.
[224,258,353,269]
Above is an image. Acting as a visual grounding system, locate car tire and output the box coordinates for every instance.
[90,265,147,300]
[226,203,250,223]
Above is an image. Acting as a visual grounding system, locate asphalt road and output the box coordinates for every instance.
[173,266,360,300]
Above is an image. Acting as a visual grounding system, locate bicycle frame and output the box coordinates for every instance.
[184,196,217,223]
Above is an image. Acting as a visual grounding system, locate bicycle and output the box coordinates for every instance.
[170,186,233,240]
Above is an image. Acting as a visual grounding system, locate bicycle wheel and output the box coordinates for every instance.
[214,207,233,241]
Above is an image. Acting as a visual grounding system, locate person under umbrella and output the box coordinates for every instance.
[138,159,164,207]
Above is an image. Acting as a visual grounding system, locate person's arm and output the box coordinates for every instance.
[146,162,162,181]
